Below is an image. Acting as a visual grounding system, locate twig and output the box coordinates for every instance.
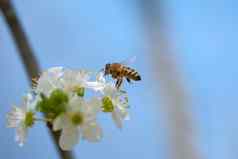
[137,0,201,159]
[0,1,75,159]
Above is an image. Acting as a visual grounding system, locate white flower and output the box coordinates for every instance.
[53,95,102,150]
[86,71,107,92]
[35,67,65,96]
[102,84,130,129]
[60,69,91,96]
[91,72,130,128]
[36,67,97,97]
[6,93,36,146]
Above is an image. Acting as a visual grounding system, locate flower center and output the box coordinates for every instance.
[73,86,85,97]
[24,111,35,127]
[71,112,84,126]
[102,96,114,112]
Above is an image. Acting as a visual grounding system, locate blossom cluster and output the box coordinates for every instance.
[6,67,130,150]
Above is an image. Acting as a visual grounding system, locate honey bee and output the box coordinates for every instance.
[104,57,141,89]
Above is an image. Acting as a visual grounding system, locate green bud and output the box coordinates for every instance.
[102,96,114,112]
[36,93,48,112]
[71,112,84,125]
[24,111,35,127]
[50,89,69,105]
[36,89,68,119]
[73,86,85,97]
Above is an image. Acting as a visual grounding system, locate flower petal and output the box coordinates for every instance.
[112,109,123,129]
[96,72,105,83]
[59,125,80,150]
[85,81,105,92]
[76,70,91,82]
[103,84,117,97]
[36,67,65,96]
[68,95,84,112]
[84,97,101,114]
[6,106,25,128]
[116,105,130,121]
[15,124,28,147]
[82,122,103,142]
[48,67,64,76]
[53,115,65,131]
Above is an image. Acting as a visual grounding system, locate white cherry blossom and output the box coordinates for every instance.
[6,93,36,146]
[102,84,130,129]
[35,67,65,96]
[53,95,102,150]
[7,67,133,149]
[36,67,100,97]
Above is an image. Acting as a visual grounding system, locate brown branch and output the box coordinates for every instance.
[137,1,202,159]
[0,1,75,159]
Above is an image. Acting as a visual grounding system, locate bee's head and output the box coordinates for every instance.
[104,63,111,76]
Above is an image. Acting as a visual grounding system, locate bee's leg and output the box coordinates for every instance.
[126,78,131,83]
[115,79,119,88]
[115,79,120,88]
[119,78,123,88]
[116,78,123,89]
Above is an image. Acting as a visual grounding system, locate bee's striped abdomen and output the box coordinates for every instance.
[123,66,141,81]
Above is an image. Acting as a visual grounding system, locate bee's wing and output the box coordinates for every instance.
[120,56,136,65]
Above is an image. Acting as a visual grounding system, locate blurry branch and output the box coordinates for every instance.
[0,1,75,159]
[0,0,39,80]
[137,1,201,159]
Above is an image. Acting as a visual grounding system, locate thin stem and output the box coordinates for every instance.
[0,1,75,159]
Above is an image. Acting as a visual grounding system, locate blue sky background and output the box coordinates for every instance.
[0,0,238,159]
